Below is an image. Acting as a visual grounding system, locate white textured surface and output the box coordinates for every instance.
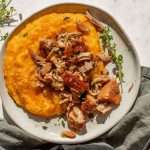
[0,0,149,119]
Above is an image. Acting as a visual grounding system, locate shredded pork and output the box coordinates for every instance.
[30,24,121,131]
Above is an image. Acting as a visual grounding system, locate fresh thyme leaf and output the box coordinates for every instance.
[100,27,113,49]
[0,0,17,41]
[0,0,16,26]
[61,120,65,128]
[100,26,124,89]
[0,31,8,41]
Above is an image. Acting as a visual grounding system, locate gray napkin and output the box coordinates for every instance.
[0,66,150,150]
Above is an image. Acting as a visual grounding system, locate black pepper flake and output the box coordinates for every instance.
[63,16,70,21]
[22,32,28,37]
[42,125,48,130]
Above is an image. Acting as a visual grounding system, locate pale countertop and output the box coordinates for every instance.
[0,0,150,119]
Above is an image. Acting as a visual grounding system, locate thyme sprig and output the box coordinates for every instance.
[100,26,124,89]
[0,0,16,41]
[0,0,16,26]
[0,30,8,40]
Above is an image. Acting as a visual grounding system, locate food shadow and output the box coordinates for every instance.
[27,113,51,123]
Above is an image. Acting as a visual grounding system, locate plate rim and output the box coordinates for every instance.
[0,2,141,144]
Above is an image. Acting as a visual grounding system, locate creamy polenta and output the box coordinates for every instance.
[4,13,104,118]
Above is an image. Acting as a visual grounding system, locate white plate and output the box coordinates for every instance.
[0,3,141,144]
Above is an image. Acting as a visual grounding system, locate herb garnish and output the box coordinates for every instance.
[0,0,19,41]
[0,0,16,26]
[100,26,124,89]
[0,30,8,40]
[61,120,65,128]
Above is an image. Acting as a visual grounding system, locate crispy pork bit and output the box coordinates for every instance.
[79,61,94,74]
[51,70,63,82]
[98,53,111,64]
[73,71,84,81]
[60,93,72,104]
[31,52,53,83]
[81,95,97,114]
[34,81,45,89]
[51,81,64,91]
[50,56,65,69]
[62,130,76,138]
[62,72,89,94]
[38,63,52,76]
[89,75,109,96]
[57,32,67,48]
[47,70,64,91]
[91,75,110,86]
[73,43,87,53]
[76,21,89,34]
[30,52,46,67]
[40,38,56,57]
[67,106,86,130]
[46,47,60,60]
[77,52,91,62]
[98,80,121,105]
[89,83,101,96]
[63,43,74,57]
[86,11,105,31]
[42,73,52,83]
[96,103,113,114]
[64,42,87,57]
[57,32,82,48]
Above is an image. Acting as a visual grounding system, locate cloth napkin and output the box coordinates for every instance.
[0,66,150,150]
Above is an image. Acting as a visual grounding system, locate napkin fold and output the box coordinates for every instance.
[0,66,150,150]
